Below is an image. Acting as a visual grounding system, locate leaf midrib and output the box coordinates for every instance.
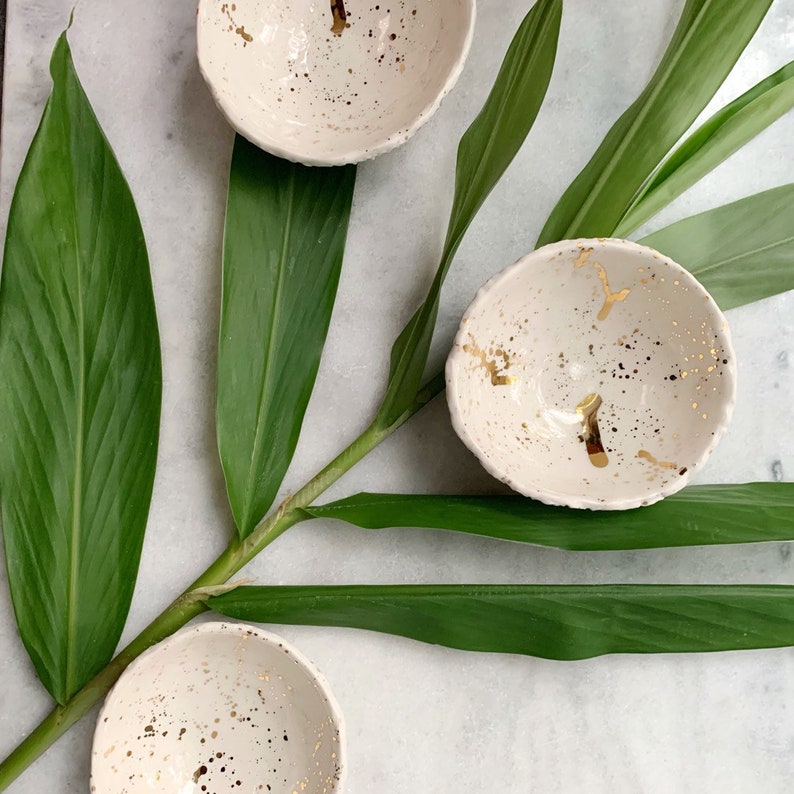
[240,168,296,533]
[559,0,714,238]
[66,118,86,699]
[690,233,794,276]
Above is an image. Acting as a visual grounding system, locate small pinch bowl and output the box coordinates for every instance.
[197,0,476,166]
[446,238,737,511]
[91,622,344,793]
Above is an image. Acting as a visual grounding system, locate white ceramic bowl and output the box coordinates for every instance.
[91,622,344,793]
[197,0,476,166]
[446,238,737,510]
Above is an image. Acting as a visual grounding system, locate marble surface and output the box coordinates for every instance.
[1,0,793,791]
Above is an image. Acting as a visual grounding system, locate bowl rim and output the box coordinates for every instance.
[90,620,347,792]
[196,0,477,166]
[445,237,738,511]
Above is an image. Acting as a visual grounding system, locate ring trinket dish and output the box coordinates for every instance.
[446,238,737,511]
[91,622,345,793]
[197,0,476,165]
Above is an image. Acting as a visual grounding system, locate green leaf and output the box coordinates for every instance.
[303,484,794,550]
[536,0,773,246]
[639,183,794,310]
[377,0,562,426]
[615,59,794,237]
[0,32,161,704]
[217,137,356,538]
[208,584,794,659]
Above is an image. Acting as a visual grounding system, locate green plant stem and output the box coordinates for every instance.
[0,372,445,791]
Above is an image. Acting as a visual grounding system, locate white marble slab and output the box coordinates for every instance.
[1,0,794,791]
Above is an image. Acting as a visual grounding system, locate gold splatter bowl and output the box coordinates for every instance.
[196,0,476,165]
[446,238,737,510]
[91,622,345,793]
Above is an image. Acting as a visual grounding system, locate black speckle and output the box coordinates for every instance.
[772,459,784,482]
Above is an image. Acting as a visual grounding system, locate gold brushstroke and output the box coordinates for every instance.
[574,248,631,320]
[576,393,608,468]
[330,0,347,34]
[637,449,678,469]
[463,342,517,386]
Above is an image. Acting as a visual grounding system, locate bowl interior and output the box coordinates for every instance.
[197,0,474,164]
[91,623,343,793]
[446,239,736,510]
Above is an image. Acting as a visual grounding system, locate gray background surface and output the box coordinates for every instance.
[1,1,794,792]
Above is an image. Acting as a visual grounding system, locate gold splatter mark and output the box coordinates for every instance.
[573,246,593,268]
[573,249,631,320]
[193,765,208,784]
[637,450,678,469]
[462,340,517,386]
[221,3,253,44]
[330,0,347,34]
[103,745,116,759]
[576,393,609,468]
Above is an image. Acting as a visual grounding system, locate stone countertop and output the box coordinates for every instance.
[1,1,794,791]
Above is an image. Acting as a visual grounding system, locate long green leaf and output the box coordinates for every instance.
[209,584,794,659]
[639,183,794,310]
[217,137,356,538]
[0,32,161,704]
[615,59,794,237]
[302,484,794,550]
[536,0,772,246]
[376,0,562,426]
